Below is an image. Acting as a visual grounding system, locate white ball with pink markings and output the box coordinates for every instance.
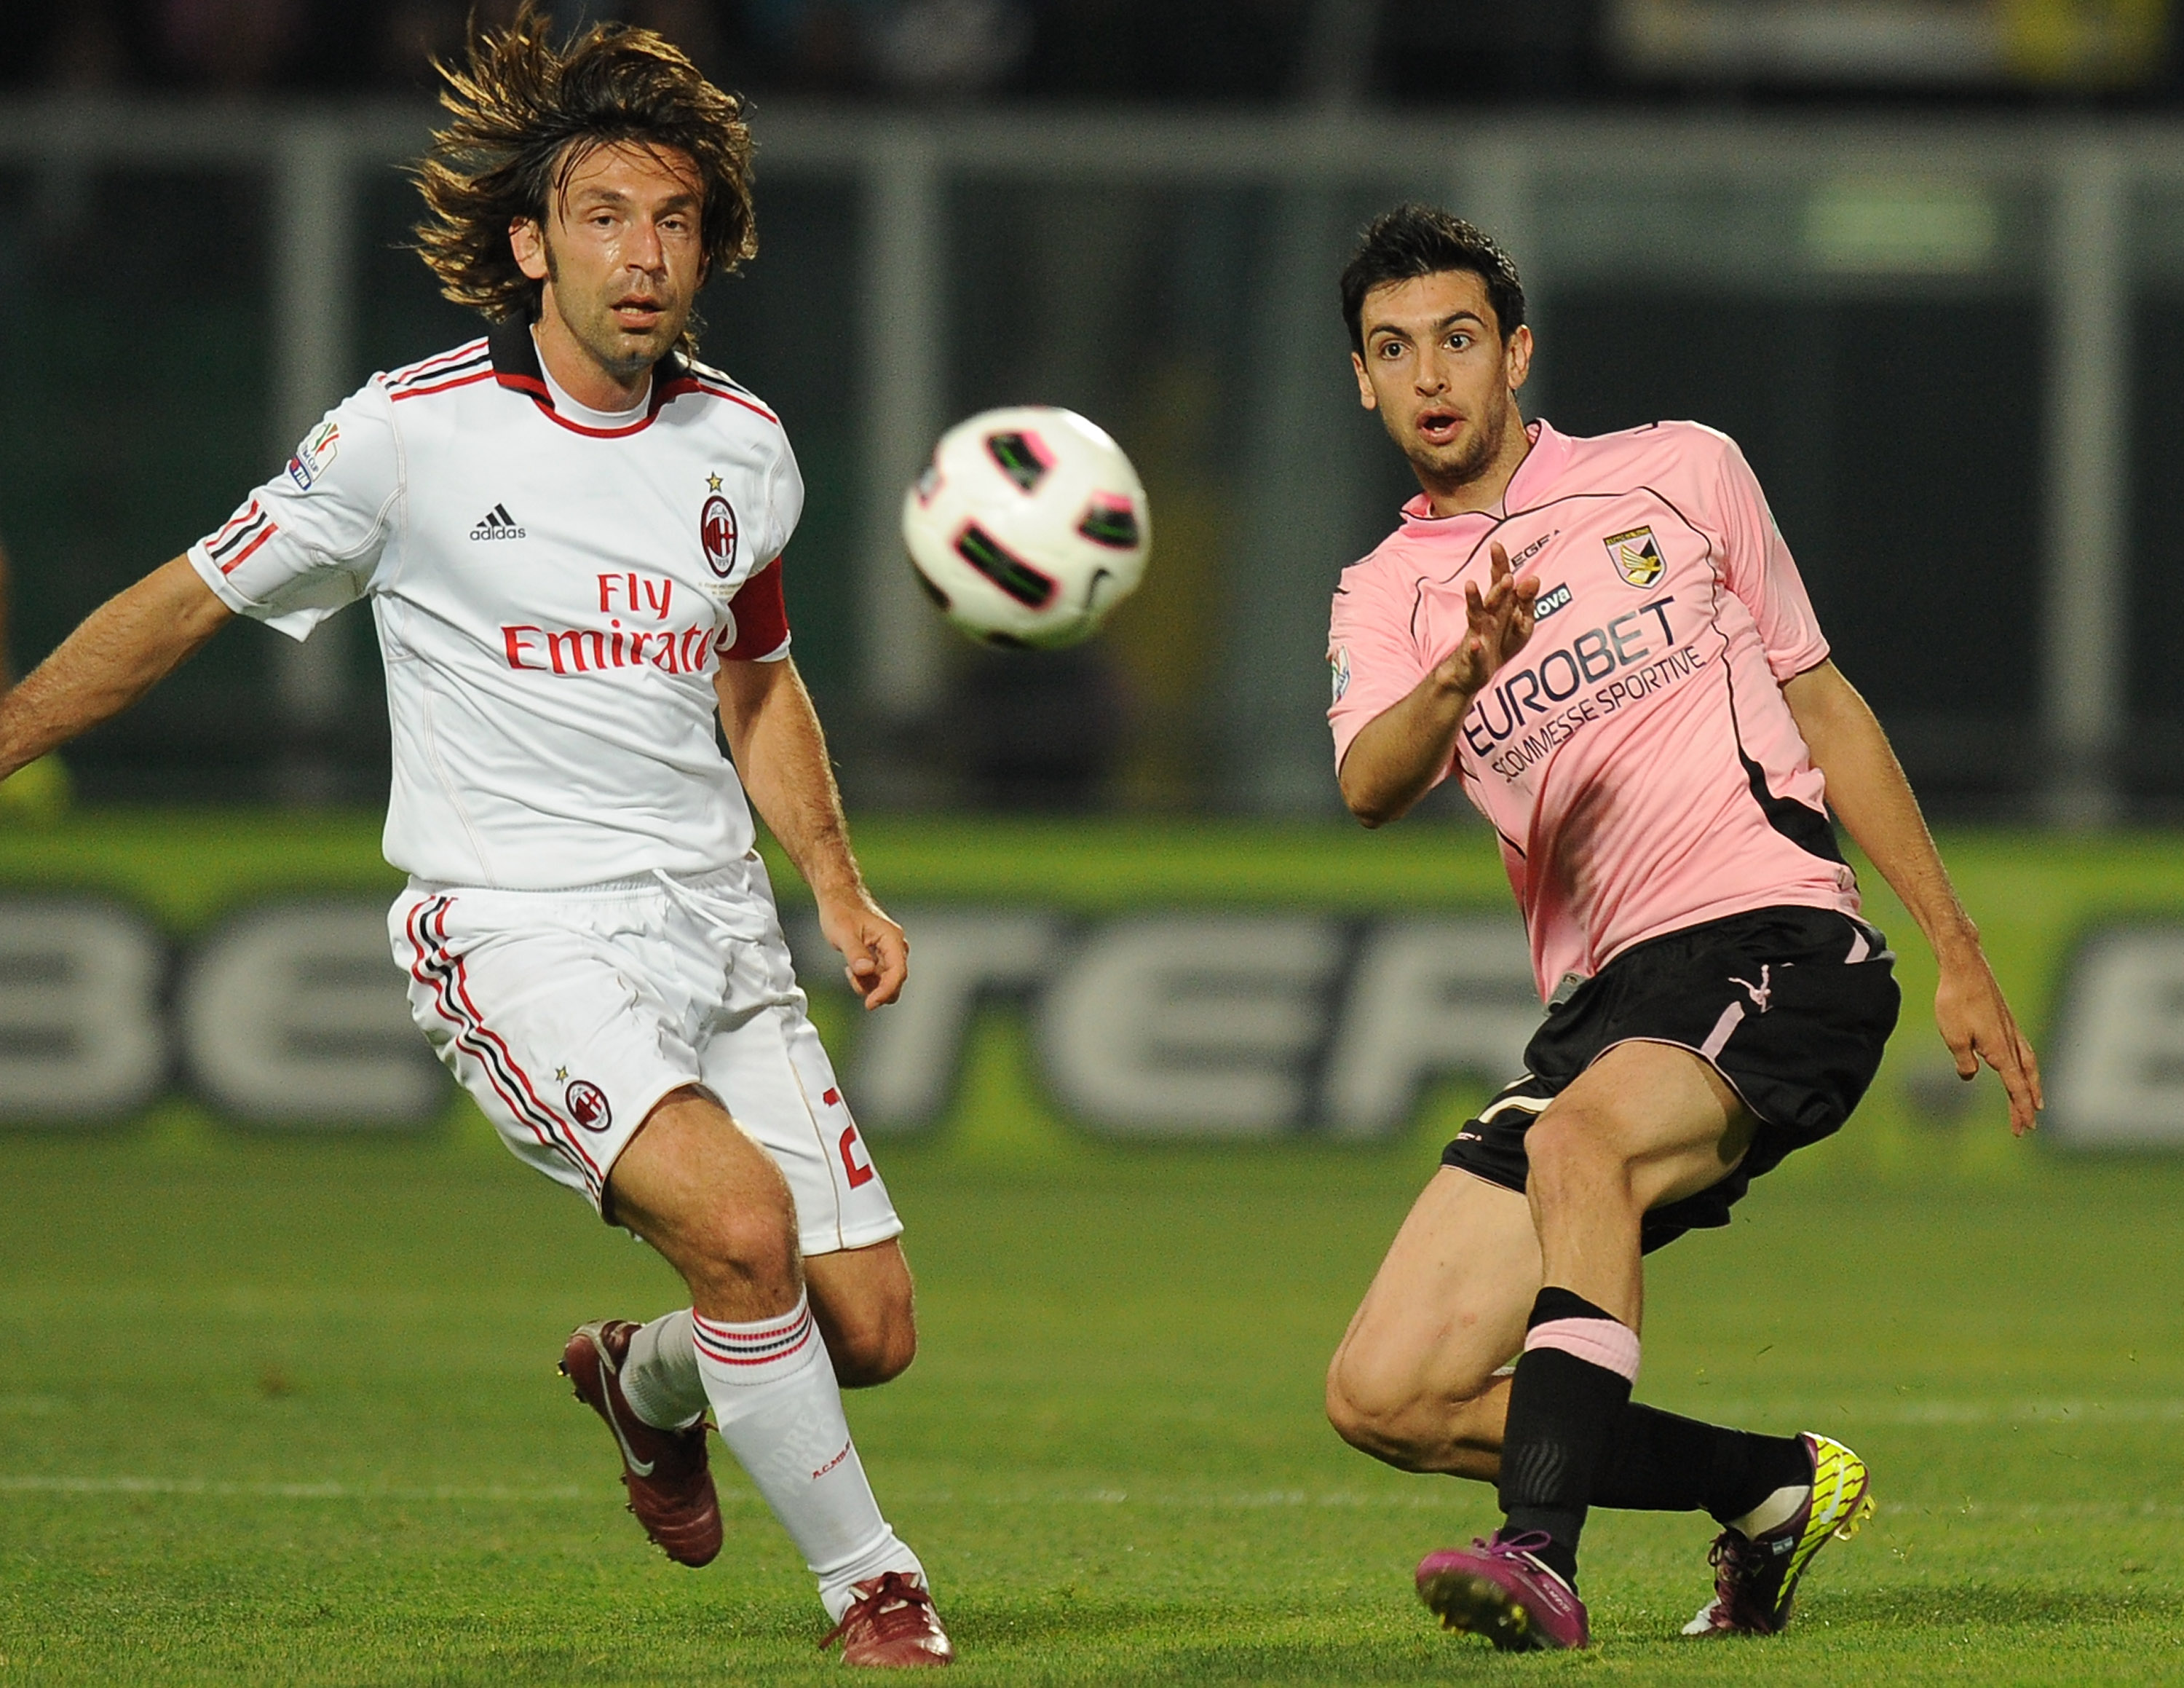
[901,405,1151,650]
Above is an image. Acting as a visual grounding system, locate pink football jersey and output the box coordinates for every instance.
[1328,419,1860,1001]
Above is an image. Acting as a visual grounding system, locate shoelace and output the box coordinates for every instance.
[1476,1529,1556,1561]
[818,1571,938,1654]
[1704,1529,1776,1625]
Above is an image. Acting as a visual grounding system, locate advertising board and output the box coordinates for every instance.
[0,812,2177,1151]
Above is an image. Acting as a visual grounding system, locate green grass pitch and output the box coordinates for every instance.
[2,1057,2182,1684]
[1,812,2183,1681]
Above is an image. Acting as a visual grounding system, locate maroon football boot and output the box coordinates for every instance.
[559,1318,721,1567]
[818,1571,955,1668]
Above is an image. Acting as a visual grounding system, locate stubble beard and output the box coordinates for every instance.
[571,289,685,384]
[545,245,687,384]
[1406,399,1509,502]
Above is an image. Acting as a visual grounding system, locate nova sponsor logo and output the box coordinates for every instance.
[1532,583,1572,622]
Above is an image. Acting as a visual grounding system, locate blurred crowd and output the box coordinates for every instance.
[4,1,2177,106]
[1,0,1294,101]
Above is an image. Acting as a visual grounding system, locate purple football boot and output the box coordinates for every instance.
[1415,1531,1589,1651]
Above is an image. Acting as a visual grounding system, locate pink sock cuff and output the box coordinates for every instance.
[692,1296,816,1373]
[1524,1316,1640,1381]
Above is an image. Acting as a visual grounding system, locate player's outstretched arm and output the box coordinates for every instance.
[1340,540,1538,827]
[1782,659,2042,1135]
[0,556,232,781]
[714,655,906,1009]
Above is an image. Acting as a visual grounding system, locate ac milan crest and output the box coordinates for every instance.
[701,478,738,578]
[566,1079,612,1132]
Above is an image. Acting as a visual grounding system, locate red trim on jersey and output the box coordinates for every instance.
[660,374,780,425]
[389,339,489,385]
[480,320,783,437]
[207,499,262,550]
[718,557,790,660]
[220,523,279,574]
[389,368,496,402]
[496,369,665,438]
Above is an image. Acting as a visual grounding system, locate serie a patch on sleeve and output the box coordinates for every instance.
[285,419,341,492]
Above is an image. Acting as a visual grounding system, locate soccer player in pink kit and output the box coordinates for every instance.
[1321,206,2043,1649]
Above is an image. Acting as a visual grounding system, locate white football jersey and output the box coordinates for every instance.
[189,323,803,888]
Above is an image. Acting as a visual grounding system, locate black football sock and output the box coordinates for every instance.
[1496,1287,1639,1592]
[1591,1402,1813,1526]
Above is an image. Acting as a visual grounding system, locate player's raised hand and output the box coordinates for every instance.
[1935,948,2043,1135]
[1436,542,1539,696]
[818,890,909,1009]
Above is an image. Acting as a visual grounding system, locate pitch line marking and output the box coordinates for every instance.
[1687,1397,2184,1425]
[0,1475,596,1503]
[0,1476,1479,1512]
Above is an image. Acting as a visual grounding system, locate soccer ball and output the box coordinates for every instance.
[901,406,1151,650]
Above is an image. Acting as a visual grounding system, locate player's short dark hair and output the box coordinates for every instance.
[1339,205,1525,353]
[411,1,756,355]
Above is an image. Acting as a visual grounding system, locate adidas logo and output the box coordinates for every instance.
[470,502,526,541]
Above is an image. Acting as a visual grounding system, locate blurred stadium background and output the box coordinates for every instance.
[6,3,2184,1681]
[6,0,2184,821]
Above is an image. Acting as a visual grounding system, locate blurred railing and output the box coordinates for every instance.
[3,98,2181,819]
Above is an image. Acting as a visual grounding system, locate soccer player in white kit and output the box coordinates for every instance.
[1319,207,2043,1650]
[0,10,951,1669]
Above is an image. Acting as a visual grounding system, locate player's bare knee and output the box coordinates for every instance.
[682,1202,800,1303]
[1324,1377,1405,1463]
[833,1309,917,1389]
[1524,1108,1637,1202]
[1325,1352,1433,1467]
[1331,1400,1441,1472]
[1324,1356,1366,1442]
[1325,1384,1401,1462]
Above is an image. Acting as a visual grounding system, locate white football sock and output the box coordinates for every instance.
[694,1295,925,1620]
[1730,1481,1811,1539]
[620,1309,706,1430]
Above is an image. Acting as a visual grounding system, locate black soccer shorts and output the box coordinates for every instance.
[1441,904,1901,1253]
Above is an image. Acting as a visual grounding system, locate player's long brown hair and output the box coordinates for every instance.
[411,2,756,355]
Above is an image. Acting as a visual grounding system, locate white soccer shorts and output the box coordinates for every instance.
[388,855,902,1257]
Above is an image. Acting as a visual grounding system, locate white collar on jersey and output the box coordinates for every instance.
[531,329,652,427]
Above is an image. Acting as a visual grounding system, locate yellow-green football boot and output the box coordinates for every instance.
[1681,1432,1872,1636]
